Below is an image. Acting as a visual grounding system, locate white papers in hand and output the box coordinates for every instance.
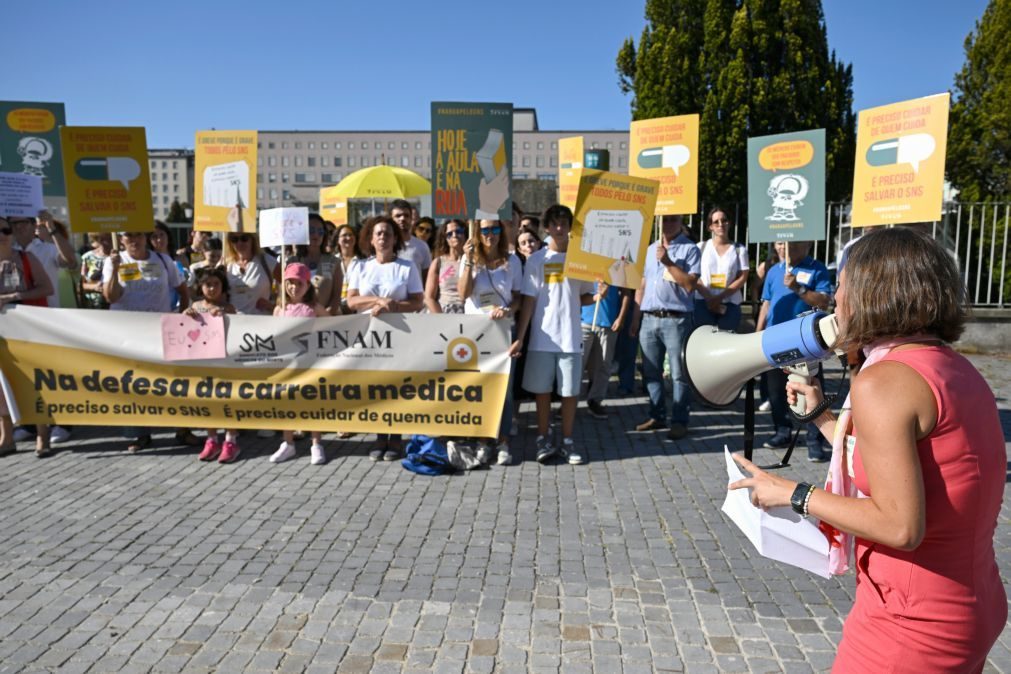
[721,446,830,578]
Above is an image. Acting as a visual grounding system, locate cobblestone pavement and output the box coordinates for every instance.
[1,354,1009,673]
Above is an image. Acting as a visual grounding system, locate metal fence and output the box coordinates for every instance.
[679,201,1011,308]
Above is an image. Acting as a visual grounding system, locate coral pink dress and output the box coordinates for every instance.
[834,346,1006,673]
[283,302,316,318]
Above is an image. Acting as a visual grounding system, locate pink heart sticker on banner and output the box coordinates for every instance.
[161,314,227,361]
[187,329,201,342]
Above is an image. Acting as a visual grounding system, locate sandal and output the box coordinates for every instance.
[0,445,17,457]
[35,445,52,458]
[127,435,152,453]
[337,431,357,439]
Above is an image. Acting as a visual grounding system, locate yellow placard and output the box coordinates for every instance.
[319,184,349,226]
[851,93,949,227]
[628,114,699,216]
[60,126,153,232]
[558,136,583,209]
[564,170,659,289]
[194,130,257,233]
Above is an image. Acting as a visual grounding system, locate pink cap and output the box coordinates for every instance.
[284,262,311,282]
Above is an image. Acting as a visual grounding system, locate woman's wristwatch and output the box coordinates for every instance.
[790,482,816,517]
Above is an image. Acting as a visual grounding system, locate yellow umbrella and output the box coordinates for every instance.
[328,165,431,199]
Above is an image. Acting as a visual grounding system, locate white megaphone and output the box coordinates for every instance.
[682,311,840,411]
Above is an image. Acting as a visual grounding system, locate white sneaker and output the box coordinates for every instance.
[758,400,772,412]
[257,429,277,438]
[50,426,72,444]
[561,438,585,465]
[496,441,512,466]
[13,427,33,442]
[310,443,326,465]
[476,442,493,465]
[270,442,295,463]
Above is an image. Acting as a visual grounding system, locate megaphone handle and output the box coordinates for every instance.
[787,370,809,417]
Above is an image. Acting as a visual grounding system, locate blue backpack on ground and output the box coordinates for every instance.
[402,435,457,476]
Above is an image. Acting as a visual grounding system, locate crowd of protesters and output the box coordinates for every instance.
[1,200,785,466]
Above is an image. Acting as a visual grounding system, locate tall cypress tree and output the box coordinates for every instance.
[947,0,1010,202]
[617,0,855,203]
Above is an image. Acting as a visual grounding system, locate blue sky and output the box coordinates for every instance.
[4,0,989,147]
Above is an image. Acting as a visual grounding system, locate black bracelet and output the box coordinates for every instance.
[790,482,813,516]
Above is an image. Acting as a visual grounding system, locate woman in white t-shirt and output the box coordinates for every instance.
[224,232,278,316]
[346,216,424,462]
[693,207,750,332]
[458,219,523,465]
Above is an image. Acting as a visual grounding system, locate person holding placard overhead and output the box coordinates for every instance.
[732,227,1006,672]
[458,219,523,465]
[693,207,749,332]
[632,214,700,441]
[346,216,424,461]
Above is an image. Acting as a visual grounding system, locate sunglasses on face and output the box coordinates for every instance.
[446,229,466,238]
[309,227,325,235]
[228,234,253,243]
[0,227,12,236]
[480,226,502,236]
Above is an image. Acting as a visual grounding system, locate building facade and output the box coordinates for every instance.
[147,149,194,221]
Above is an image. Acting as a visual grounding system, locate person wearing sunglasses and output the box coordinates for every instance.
[346,216,424,462]
[458,220,523,465]
[0,216,55,457]
[287,213,342,316]
[223,231,278,316]
[423,219,467,315]
[413,216,436,253]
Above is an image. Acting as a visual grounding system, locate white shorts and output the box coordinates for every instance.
[522,351,582,397]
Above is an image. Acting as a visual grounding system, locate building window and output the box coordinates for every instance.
[334,157,342,167]
[415,141,422,150]
[281,157,289,167]
[321,173,336,183]
[174,184,179,193]
[307,157,316,167]
[150,161,156,169]
[257,187,264,199]
[294,142,301,149]
[618,156,626,168]
[172,172,178,180]
[322,157,329,167]
[268,142,275,149]
[268,173,276,182]
[537,173,555,181]
[401,142,408,150]
[620,142,627,150]
[414,156,422,167]
[388,142,395,150]
[162,172,168,180]
[606,142,613,150]
[360,157,368,167]
[308,142,315,150]
[348,157,356,167]
[514,173,528,180]
[281,142,288,149]
[295,173,307,183]
[163,196,169,204]
[523,142,530,150]
[283,190,291,200]
[256,173,263,182]
[335,142,342,150]
[550,157,557,167]
[551,141,557,150]
[536,156,544,168]
[537,142,544,150]
[161,161,167,168]
[295,157,302,167]
[257,157,262,167]
[268,156,276,167]
[321,142,328,150]
[269,189,278,199]
[401,157,409,167]
[282,173,289,182]
[348,142,354,150]
[522,156,530,167]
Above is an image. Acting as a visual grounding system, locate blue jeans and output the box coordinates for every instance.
[693,299,742,332]
[766,366,826,450]
[639,313,693,426]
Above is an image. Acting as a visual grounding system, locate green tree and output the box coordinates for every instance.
[947,0,1010,202]
[617,0,855,203]
[166,199,186,223]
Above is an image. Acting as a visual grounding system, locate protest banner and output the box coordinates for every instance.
[194,130,257,233]
[259,207,309,248]
[431,102,513,220]
[0,101,67,199]
[558,136,583,209]
[0,306,512,437]
[0,172,44,218]
[851,93,950,227]
[746,129,826,243]
[628,114,699,216]
[565,170,659,290]
[59,126,153,232]
[319,184,349,226]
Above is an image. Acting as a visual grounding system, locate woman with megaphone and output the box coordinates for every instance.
[730,227,1005,672]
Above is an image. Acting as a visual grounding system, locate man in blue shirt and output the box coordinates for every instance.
[633,215,701,440]
[756,240,833,460]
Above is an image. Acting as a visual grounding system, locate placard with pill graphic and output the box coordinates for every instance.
[194,130,258,233]
[59,126,153,232]
[746,129,826,243]
[628,114,699,216]
[564,170,659,290]
[851,93,950,227]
